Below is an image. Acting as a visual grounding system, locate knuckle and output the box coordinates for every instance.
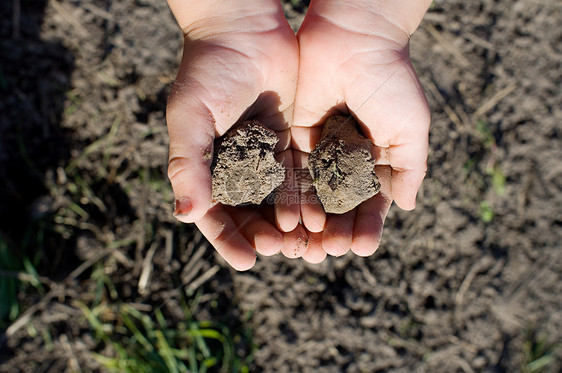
[167,156,191,181]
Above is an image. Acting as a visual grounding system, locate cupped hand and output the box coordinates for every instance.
[166,1,300,270]
[292,1,431,259]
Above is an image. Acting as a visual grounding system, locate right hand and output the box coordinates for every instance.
[292,0,432,259]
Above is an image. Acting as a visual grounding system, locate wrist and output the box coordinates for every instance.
[167,0,284,36]
[307,0,432,39]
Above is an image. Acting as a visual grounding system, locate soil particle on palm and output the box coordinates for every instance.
[308,115,381,214]
[211,120,285,206]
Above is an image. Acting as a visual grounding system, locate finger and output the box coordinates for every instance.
[274,149,300,232]
[389,142,427,210]
[274,128,292,153]
[300,188,326,233]
[322,210,355,257]
[373,143,427,210]
[282,224,309,259]
[293,150,326,232]
[167,99,215,223]
[226,206,283,257]
[373,144,390,165]
[290,126,322,153]
[351,165,392,256]
[196,205,256,271]
[301,231,327,264]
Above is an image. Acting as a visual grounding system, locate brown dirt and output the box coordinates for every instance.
[308,115,381,214]
[211,120,285,206]
[1,0,561,372]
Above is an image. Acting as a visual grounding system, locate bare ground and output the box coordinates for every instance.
[1,0,561,372]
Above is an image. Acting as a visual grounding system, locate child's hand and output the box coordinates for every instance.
[166,0,299,270]
[292,0,432,258]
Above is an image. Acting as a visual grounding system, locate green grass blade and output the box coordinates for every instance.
[22,256,44,292]
[77,302,109,342]
[155,308,167,329]
[189,324,212,359]
[120,310,154,353]
[526,354,554,372]
[91,352,121,369]
[188,344,198,373]
[155,329,180,373]
[192,328,224,341]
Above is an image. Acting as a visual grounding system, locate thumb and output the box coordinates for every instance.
[167,89,215,223]
[166,39,262,223]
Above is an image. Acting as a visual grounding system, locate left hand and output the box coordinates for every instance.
[166,0,300,270]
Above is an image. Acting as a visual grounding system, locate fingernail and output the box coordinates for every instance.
[173,197,192,217]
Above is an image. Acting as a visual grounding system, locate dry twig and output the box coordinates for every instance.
[138,243,158,295]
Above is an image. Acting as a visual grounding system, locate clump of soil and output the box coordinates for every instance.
[211,120,285,206]
[308,115,380,214]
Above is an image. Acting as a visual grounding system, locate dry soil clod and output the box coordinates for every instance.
[211,120,285,206]
[308,115,381,214]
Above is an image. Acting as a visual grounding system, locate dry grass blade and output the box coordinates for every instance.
[423,23,471,68]
[422,77,471,134]
[0,270,56,288]
[455,256,494,309]
[65,117,121,174]
[138,243,158,295]
[5,285,64,337]
[66,249,111,282]
[186,265,220,294]
[5,251,111,337]
[473,82,517,120]
[181,244,208,285]
[355,258,411,315]
[82,2,113,21]
[60,334,82,373]
[50,0,89,38]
